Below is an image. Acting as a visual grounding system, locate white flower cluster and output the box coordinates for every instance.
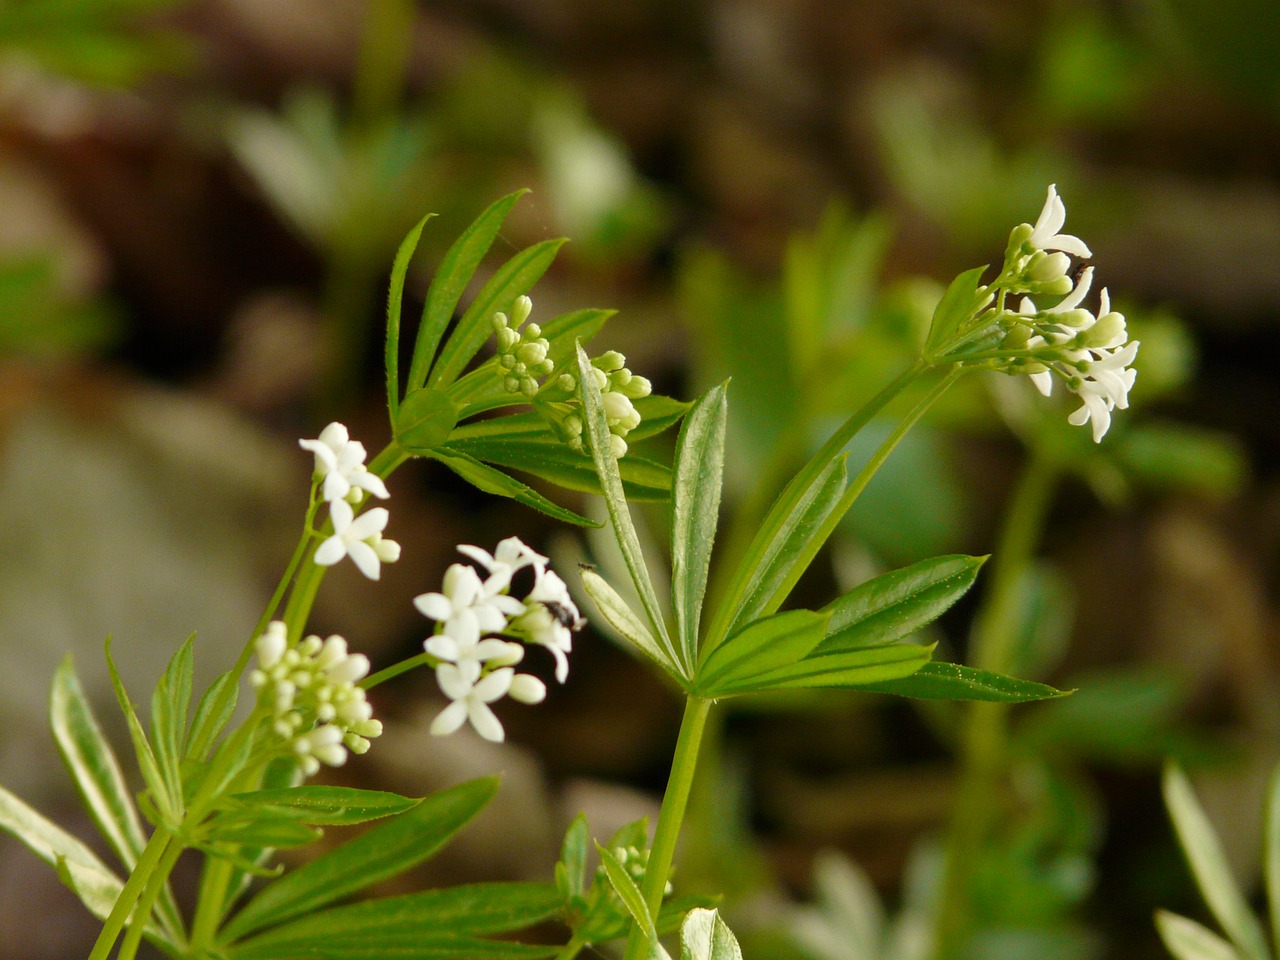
[299,422,401,579]
[488,296,652,458]
[249,621,383,776]
[414,537,584,743]
[995,185,1140,442]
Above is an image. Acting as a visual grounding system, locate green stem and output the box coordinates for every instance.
[88,827,173,960]
[623,696,713,960]
[554,934,588,960]
[931,449,1060,960]
[704,359,928,653]
[364,651,434,689]
[117,837,186,960]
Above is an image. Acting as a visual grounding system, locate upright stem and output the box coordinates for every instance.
[931,450,1060,959]
[623,696,713,960]
[87,827,174,960]
[117,839,185,960]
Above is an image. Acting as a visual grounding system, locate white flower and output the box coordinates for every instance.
[1027,184,1092,258]
[299,422,390,504]
[1066,340,1140,442]
[455,536,548,593]
[510,567,582,683]
[414,562,525,645]
[314,499,398,580]
[431,664,515,742]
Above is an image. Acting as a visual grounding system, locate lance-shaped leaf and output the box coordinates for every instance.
[429,446,597,527]
[228,786,420,825]
[815,555,987,655]
[150,635,194,809]
[1164,763,1271,960]
[694,610,829,697]
[597,842,659,944]
[429,237,567,389]
[385,212,434,418]
[228,883,563,959]
[447,436,671,501]
[449,396,689,445]
[1267,764,1280,956]
[671,383,728,668]
[715,643,932,697]
[1155,911,1243,960]
[577,343,678,671]
[105,638,176,824]
[203,809,322,849]
[395,385,461,453]
[681,909,744,960]
[557,813,590,901]
[855,661,1064,702]
[186,668,238,761]
[581,568,681,681]
[50,657,183,939]
[408,191,525,392]
[924,264,991,357]
[0,785,171,947]
[222,776,499,943]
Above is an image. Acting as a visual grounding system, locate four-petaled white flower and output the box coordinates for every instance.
[314,498,399,580]
[299,422,390,504]
[1028,184,1092,258]
[414,563,525,646]
[456,536,548,593]
[430,665,546,742]
[510,567,581,683]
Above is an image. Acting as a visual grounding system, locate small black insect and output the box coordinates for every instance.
[543,601,586,632]
[1069,257,1094,286]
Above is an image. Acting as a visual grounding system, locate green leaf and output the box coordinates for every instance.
[50,657,185,940]
[429,446,598,526]
[408,191,526,392]
[558,814,590,901]
[394,385,461,453]
[597,842,657,942]
[671,383,729,668]
[222,776,499,942]
[385,213,433,418]
[447,434,671,501]
[105,638,175,824]
[205,811,322,849]
[723,454,848,640]
[232,937,558,959]
[924,264,990,356]
[0,784,173,943]
[429,237,567,389]
[723,643,932,696]
[151,634,194,807]
[51,656,148,873]
[695,610,829,697]
[855,661,1065,701]
[1112,423,1247,501]
[815,555,987,654]
[581,568,681,680]
[1164,763,1270,960]
[228,882,562,959]
[186,669,238,761]
[681,908,743,960]
[229,786,420,825]
[577,343,678,670]
[1155,911,1243,960]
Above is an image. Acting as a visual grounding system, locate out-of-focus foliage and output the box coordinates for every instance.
[0,255,118,356]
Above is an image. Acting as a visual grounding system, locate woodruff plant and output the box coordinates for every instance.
[0,186,1134,960]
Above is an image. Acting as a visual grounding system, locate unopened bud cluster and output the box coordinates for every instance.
[494,296,555,397]
[249,621,383,776]
[599,844,673,898]
[488,296,652,458]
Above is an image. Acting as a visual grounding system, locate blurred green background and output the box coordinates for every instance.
[0,0,1278,958]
